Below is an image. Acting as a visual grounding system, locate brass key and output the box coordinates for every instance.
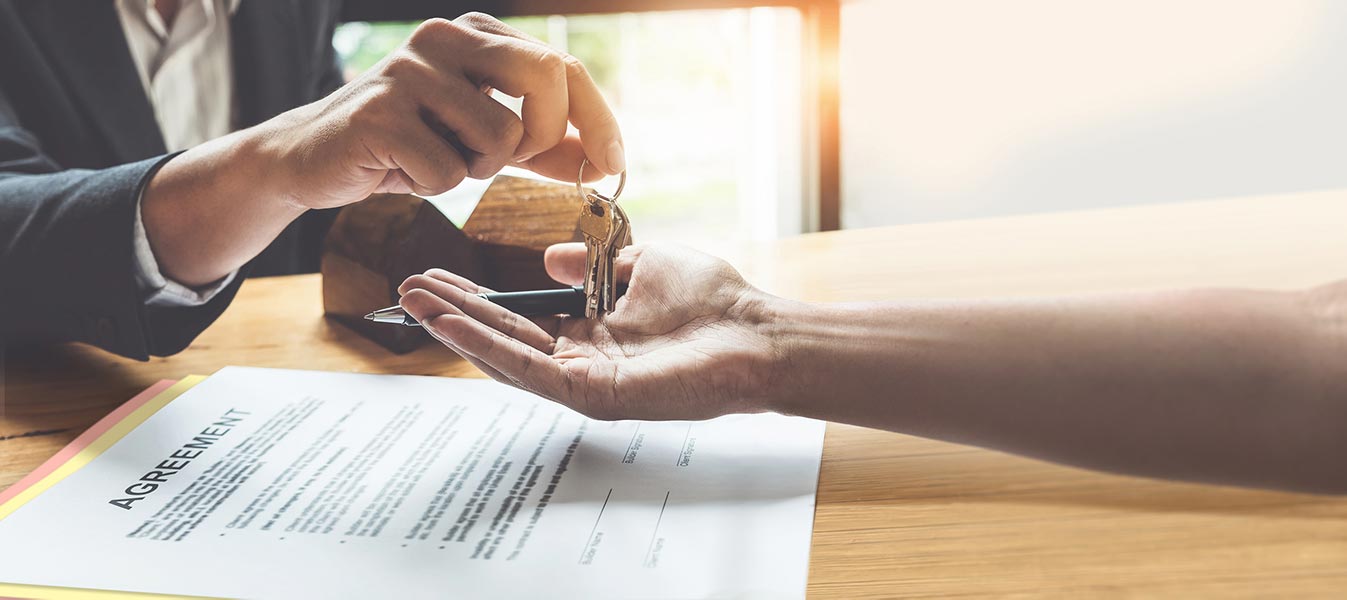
[576,160,628,318]
[578,198,618,318]
[601,199,629,312]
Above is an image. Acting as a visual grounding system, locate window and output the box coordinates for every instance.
[840,0,1347,226]
[334,9,806,253]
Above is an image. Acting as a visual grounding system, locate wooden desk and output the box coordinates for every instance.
[5,190,1347,596]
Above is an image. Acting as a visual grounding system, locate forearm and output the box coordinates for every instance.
[766,283,1347,493]
[140,126,304,287]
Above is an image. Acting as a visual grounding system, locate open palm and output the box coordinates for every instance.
[398,244,779,420]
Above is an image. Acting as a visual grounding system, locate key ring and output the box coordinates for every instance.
[577,158,626,203]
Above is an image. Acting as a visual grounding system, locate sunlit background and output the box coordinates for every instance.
[334,9,802,253]
[336,0,1347,245]
[841,0,1347,226]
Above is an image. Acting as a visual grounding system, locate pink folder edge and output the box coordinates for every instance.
[0,379,178,506]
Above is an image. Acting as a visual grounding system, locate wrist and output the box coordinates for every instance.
[141,127,308,286]
[734,291,826,416]
[754,298,883,418]
[150,125,306,218]
[233,117,310,212]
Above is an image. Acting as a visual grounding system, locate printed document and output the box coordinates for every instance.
[0,367,824,599]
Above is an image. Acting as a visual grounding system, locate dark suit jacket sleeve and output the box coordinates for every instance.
[315,10,345,97]
[0,89,246,360]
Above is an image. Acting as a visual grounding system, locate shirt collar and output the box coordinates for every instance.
[118,0,243,34]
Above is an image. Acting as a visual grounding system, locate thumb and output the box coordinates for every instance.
[543,243,587,286]
[544,243,644,286]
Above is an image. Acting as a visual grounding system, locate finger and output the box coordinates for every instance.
[545,243,643,285]
[400,269,563,336]
[513,135,606,183]
[372,169,416,195]
[420,269,566,335]
[417,313,513,383]
[417,304,571,401]
[414,76,523,179]
[414,22,568,166]
[450,14,568,162]
[454,12,547,46]
[398,268,494,296]
[560,54,625,175]
[423,268,497,295]
[472,42,625,175]
[422,270,564,337]
[464,355,523,388]
[400,273,557,353]
[418,18,623,174]
[425,312,567,399]
[476,41,569,163]
[543,243,586,286]
[399,289,517,387]
[385,121,469,195]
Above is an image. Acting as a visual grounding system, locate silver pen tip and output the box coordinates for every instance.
[364,306,413,325]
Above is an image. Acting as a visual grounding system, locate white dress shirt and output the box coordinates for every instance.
[117,0,241,307]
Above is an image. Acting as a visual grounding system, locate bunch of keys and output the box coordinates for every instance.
[576,159,630,319]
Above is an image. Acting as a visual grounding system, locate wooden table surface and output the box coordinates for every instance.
[5,190,1347,597]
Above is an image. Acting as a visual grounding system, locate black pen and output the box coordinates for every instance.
[364,285,626,326]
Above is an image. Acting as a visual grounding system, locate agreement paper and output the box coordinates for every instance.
[0,367,824,599]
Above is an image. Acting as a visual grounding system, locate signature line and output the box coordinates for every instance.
[578,488,614,564]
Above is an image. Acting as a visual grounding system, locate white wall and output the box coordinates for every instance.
[840,0,1347,227]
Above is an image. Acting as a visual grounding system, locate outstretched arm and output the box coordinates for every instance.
[770,279,1347,494]
[399,244,1347,494]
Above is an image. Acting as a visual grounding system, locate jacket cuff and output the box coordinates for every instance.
[130,161,240,307]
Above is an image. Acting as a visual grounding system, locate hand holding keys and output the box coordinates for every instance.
[576,159,630,319]
[373,161,632,326]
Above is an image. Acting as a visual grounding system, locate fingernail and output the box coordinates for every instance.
[605,140,626,174]
[512,150,537,164]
